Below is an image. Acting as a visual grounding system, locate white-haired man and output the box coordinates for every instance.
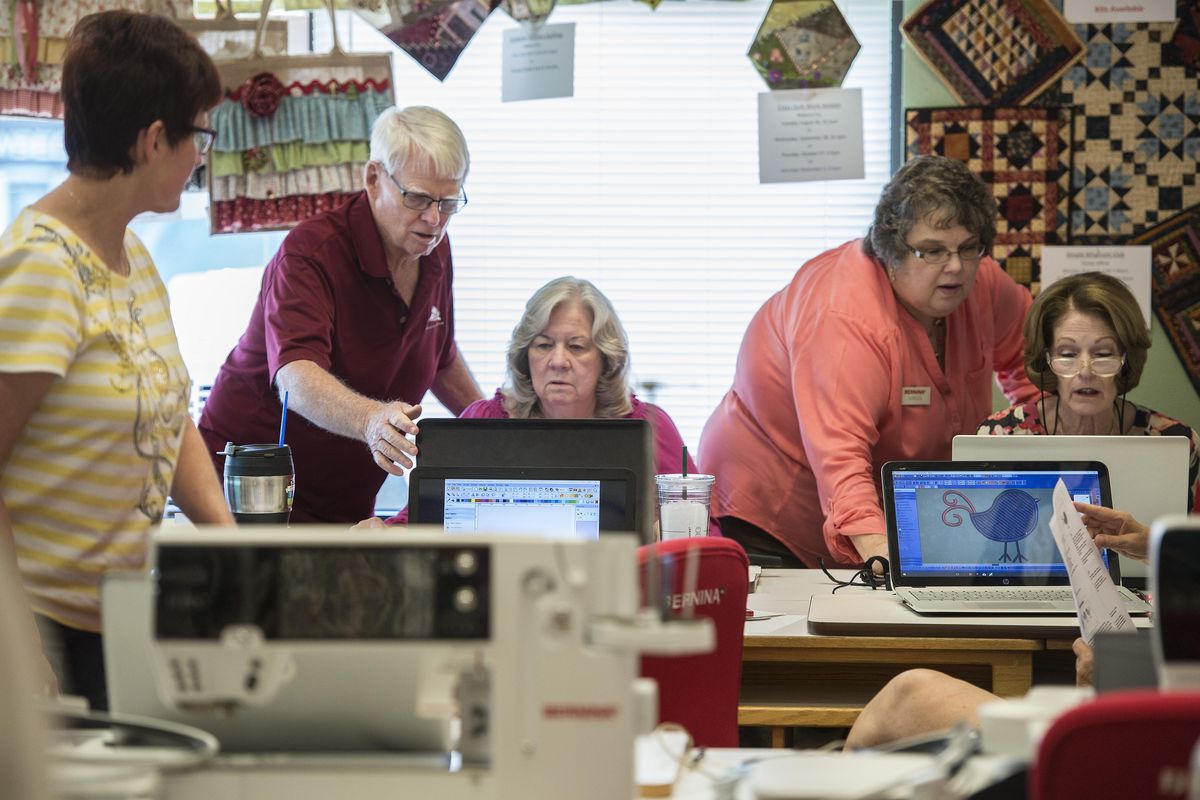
[199,106,483,523]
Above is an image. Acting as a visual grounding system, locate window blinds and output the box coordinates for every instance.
[334,0,894,453]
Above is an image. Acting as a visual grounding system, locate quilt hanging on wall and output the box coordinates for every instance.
[901,0,1084,106]
[1055,20,1200,243]
[1130,204,1200,395]
[906,106,1072,291]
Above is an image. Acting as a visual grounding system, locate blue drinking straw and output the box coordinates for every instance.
[278,391,289,447]
[681,445,688,499]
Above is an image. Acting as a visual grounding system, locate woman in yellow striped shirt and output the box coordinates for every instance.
[0,11,233,710]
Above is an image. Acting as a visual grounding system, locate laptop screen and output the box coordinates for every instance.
[414,418,655,540]
[410,466,636,540]
[884,461,1113,585]
[444,478,603,539]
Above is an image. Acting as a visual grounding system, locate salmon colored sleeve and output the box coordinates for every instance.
[985,261,1038,405]
[791,309,895,565]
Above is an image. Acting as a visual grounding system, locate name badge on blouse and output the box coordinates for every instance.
[901,386,931,406]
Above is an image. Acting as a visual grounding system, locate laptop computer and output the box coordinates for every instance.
[882,460,1152,615]
[952,434,1189,582]
[409,466,637,540]
[415,418,655,538]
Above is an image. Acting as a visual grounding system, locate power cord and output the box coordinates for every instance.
[650,722,723,783]
[818,556,891,593]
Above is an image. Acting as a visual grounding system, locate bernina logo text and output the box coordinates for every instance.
[668,587,725,610]
[542,704,619,720]
[426,305,444,329]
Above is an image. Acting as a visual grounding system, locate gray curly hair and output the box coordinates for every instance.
[863,155,997,269]
[502,277,633,419]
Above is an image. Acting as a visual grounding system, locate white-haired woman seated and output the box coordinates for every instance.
[377,277,718,533]
[464,276,718,533]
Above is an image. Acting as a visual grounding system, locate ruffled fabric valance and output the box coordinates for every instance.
[211,86,392,151]
[211,162,364,201]
[208,51,393,233]
[209,140,370,178]
[211,190,352,233]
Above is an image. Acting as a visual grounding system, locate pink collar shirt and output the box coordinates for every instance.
[699,240,1036,567]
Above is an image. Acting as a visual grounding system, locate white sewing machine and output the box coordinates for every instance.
[93,527,713,800]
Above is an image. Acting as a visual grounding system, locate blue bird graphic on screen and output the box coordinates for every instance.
[941,489,1039,563]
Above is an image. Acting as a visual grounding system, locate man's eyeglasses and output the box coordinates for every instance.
[907,242,986,266]
[190,126,217,156]
[385,171,467,215]
[1046,352,1125,378]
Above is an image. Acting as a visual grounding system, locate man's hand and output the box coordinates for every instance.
[1073,502,1150,563]
[363,401,423,475]
[1072,637,1094,687]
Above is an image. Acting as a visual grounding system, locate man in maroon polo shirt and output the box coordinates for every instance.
[198,106,483,522]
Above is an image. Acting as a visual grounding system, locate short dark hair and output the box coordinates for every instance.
[863,156,997,269]
[1024,271,1151,394]
[62,11,221,178]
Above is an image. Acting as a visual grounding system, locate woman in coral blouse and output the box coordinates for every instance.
[700,156,1037,568]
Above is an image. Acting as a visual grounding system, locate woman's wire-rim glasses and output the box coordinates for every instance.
[906,242,986,266]
[1046,351,1125,378]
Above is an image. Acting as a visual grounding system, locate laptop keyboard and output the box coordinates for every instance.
[907,588,1074,602]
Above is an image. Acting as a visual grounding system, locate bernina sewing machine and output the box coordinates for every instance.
[97,527,713,800]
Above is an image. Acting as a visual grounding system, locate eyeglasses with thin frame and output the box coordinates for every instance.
[906,241,986,266]
[384,171,467,215]
[1046,351,1125,378]
[190,126,217,156]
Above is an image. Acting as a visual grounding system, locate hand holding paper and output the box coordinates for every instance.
[1049,480,1136,645]
[1072,501,1151,563]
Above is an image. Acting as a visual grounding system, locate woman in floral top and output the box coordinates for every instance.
[978,271,1199,509]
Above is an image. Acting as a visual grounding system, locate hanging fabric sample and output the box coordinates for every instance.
[1167,0,1200,70]
[208,0,393,233]
[502,0,556,25]
[1,0,173,118]
[1130,205,1200,395]
[906,106,1072,292]
[901,0,1083,106]
[352,0,498,82]
[1053,19,1200,242]
[748,0,860,90]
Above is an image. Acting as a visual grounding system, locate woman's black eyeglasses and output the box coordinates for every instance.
[190,126,217,156]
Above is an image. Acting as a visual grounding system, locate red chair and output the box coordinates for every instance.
[1030,689,1200,800]
[637,536,749,748]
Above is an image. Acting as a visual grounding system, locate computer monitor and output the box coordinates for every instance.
[952,434,1190,581]
[409,466,636,540]
[414,419,654,542]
